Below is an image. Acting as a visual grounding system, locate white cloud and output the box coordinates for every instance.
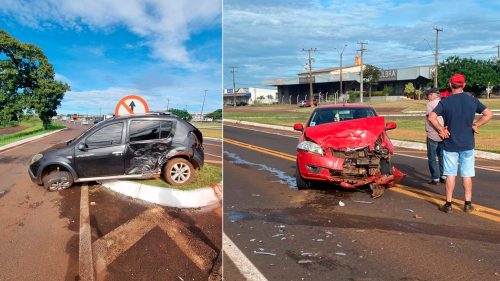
[0,0,221,64]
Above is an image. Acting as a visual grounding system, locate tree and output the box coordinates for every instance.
[0,30,70,128]
[168,108,192,121]
[206,109,222,120]
[404,82,416,99]
[438,56,500,96]
[363,64,381,99]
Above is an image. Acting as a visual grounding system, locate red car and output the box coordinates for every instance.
[293,104,405,197]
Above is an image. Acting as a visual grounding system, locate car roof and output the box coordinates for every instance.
[108,113,180,122]
[314,104,374,109]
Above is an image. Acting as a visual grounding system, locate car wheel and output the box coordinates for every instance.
[163,158,195,186]
[295,165,309,190]
[43,171,74,191]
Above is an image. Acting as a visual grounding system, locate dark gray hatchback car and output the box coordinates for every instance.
[29,113,204,191]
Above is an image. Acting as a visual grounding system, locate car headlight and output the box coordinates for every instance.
[31,154,43,164]
[297,141,325,156]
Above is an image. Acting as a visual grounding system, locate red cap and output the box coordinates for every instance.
[449,73,465,86]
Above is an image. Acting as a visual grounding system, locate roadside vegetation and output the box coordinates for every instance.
[134,164,222,190]
[0,118,66,147]
[192,122,222,139]
[224,100,500,153]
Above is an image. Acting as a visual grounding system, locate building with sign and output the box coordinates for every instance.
[223,87,278,106]
[267,64,435,104]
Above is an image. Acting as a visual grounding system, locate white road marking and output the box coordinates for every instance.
[223,233,269,281]
[79,185,95,281]
[206,152,222,158]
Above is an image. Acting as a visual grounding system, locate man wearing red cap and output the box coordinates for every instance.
[428,73,493,213]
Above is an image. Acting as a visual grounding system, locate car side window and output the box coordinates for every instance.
[129,120,160,142]
[160,121,173,139]
[86,122,123,148]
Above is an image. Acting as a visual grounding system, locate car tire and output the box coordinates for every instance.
[295,165,309,190]
[163,158,195,186]
[43,171,74,191]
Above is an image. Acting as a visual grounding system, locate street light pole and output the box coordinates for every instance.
[433,26,443,88]
[201,90,207,121]
[230,66,238,106]
[335,44,347,101]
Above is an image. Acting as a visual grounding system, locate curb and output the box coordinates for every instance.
[0,128,66,152]
[99,180,221,208]
[224,119,500,161]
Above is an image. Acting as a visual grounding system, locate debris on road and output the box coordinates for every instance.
[338,200,345,207]
[335,252,346,256]
[301,252,314,257]
[353,200,373,204]
[413,214,423,219]
[90,201,96,206]
[405,208,414,213]
[254,251,277,256]
[250,239,256,242]
[298,260,313,264]
[251,194,261,197]
[272,233,284,237]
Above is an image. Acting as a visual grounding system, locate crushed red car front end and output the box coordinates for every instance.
[296,115,405,195]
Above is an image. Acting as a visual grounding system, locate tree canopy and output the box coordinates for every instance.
[438,56,500,95]
[0,30,69,128]
[206,109,222,120]
[168,108,192,121]
[363,64,381,98]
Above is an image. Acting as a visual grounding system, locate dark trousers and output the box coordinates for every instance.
[426,137,444,180]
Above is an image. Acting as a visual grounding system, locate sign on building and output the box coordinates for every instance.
[379,69,397,81]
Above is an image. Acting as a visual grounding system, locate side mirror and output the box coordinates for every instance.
[293,123,304,131]
[77,143,88,151]
[385,122,397,131]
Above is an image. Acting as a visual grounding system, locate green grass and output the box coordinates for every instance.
[133,164,222,190]
[191,122,222,139]
[0,119,66,147]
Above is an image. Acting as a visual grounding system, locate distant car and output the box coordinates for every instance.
[298,100,307,107]
[29,113,204,191]
[81,120,89,125]
[306,99,319,107]
[293,104,405,198]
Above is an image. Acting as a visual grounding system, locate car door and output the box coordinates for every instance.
[75,121,125,178]
[124,119,174,175]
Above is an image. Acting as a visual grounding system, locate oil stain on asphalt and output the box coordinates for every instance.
[224,151,297,189]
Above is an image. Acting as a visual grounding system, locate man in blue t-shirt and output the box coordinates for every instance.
[428,73,493,213]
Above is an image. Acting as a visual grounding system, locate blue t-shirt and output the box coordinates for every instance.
[433,93,487,152]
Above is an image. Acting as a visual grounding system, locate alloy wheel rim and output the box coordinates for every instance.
[170,163,191,183]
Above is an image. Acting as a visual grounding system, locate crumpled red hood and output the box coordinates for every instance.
[304,116,386,151]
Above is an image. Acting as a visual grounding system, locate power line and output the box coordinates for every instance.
[357,42,367,103]
[433,25,443,88]
[230,66,238,106]
[302,48,318,102]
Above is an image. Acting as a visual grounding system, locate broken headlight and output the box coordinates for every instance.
[31,153,43,164]
[297,141,324,156]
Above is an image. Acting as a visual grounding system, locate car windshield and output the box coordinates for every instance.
[308,107,377,127]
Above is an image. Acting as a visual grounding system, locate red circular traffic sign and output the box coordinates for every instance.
[114,95,149,116]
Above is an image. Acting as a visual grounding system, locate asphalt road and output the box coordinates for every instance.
[223,124,500,281]
[0,121,222,281]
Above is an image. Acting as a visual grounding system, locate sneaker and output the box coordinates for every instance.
[427,180,439,185]
[439,203,452,213]
[439,177,446,183]
[464,204,474,213]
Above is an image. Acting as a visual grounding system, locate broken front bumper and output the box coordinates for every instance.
[296,150,405,189]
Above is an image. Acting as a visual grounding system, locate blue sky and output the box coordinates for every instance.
[223,0,500,89]
[0,0,222,115]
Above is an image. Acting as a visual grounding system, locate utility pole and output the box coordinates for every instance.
[433,26,443,88]
[166,98,170,111]
[302,48,318,103]
[496,44,500,60]
[357,42,367,103]
[230,66,238,106]
[201,90,207,121]
[335,44,348,101]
